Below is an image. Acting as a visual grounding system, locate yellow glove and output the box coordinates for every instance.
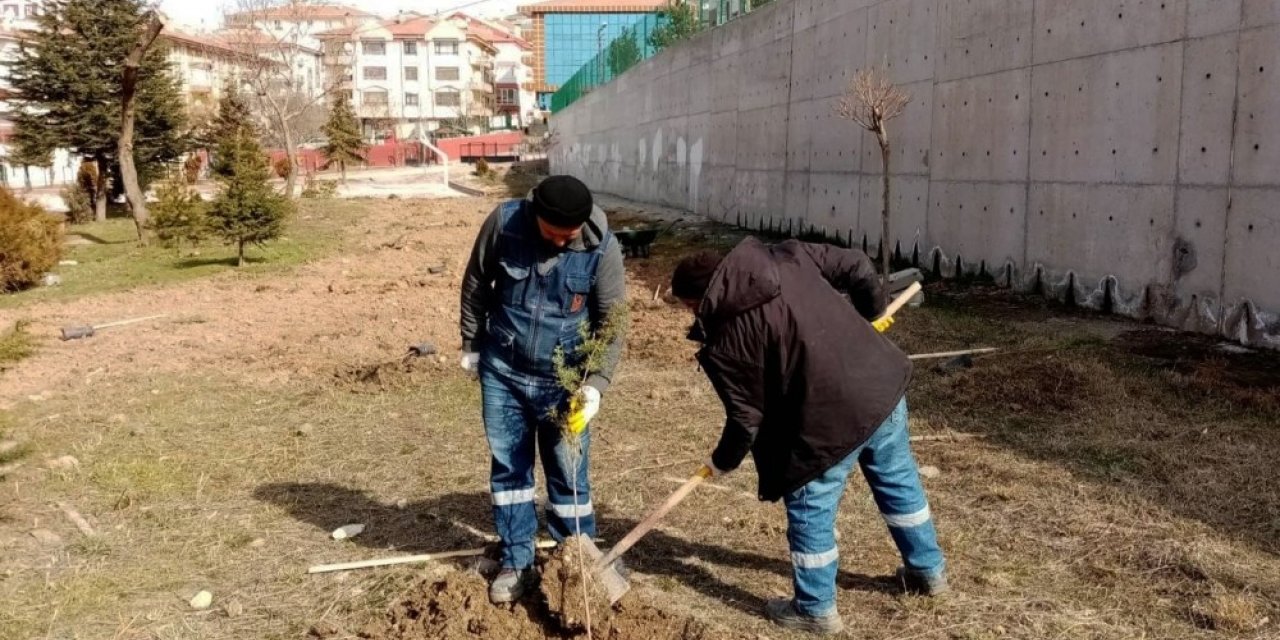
[566,386,601,434]
[872,316,895,333]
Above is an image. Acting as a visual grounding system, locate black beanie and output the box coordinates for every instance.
[530,175,594,228]
[671,250,725,300]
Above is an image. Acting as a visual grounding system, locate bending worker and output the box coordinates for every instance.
[459,175,626,603]
[670,238,947,634]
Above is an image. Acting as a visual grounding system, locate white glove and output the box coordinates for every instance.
[704,458,732,477]
[566,386,601,434]
[460,352,480,372]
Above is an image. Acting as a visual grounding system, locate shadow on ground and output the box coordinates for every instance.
[254,484,899,616]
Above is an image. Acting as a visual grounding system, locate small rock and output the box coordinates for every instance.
[224,599,244,618]
[332,524,365,540]
[249,538,267,548]
[394,498,408,510]
[296,423,315,437]
[45,455,80,470]
[427,265,446,275]
[108,414,128,424]
[41,273,62,287]
[59,260,79,266]
[919,465,942,479]
[129,427,146,437]
[436,355,448,365]
[189,590,213,610]
[30,529,62,545]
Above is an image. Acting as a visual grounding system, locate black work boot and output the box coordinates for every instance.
[896,566,950,596]
[763,598,844,635]
[489,567,535,604]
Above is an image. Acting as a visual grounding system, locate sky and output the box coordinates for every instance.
[158,0,525,30]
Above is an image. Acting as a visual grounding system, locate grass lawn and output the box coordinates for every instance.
[0,200,358,310]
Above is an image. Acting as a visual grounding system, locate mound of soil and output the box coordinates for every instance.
[337,542,747,640]
[538,536,613,631]
[334,355,442,393]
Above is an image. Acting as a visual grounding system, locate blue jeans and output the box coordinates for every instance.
[783,399,945,616]
[480,355,595,570]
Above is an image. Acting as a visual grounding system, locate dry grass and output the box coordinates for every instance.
[0,196,1277,640]
[0,320,36,370]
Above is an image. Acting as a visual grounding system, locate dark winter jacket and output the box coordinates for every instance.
[693,237,912,501]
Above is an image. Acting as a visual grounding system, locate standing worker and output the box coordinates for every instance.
[670,238,947,634]
[459,175,627,603]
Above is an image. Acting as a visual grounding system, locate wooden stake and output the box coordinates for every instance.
[908,348,998,361]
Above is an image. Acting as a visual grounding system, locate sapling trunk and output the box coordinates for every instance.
[549,306,630,635]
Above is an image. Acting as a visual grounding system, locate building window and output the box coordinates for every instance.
[405,93,419,107]
[24,3,36,16]
[273,20,282,29]
[363,90,389,106]
[363,66,387,80]
[405,67,419,81]
[498,88,517,105]
[434,39,459,55]
[435,90,460,107]
[362,41,386,56]
[436,66,460,81]
[403,41,418,55]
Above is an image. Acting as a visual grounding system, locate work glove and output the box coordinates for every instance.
[566,386,601,434]
[702,458,732,478]
[872,316,895,333]
[460,352,480,373]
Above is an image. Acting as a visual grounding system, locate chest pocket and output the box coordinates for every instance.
[563,274,593,316]
[498,259,532,309]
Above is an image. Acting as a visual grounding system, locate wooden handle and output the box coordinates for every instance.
[308,547,488,574]
[877,282,923,322]
[308,539,563,574]
[597,466,709,568]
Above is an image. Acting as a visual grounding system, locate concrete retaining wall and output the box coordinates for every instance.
[550,0,1280,348]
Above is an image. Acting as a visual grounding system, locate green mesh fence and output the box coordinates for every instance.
[550,15,661,113]
[550,1,776,113]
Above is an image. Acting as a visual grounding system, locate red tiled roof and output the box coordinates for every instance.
[446,11,532,49]
[519,0,667,14]
[161,27,249,59]
[316,24,360,39]
[228,3,375,21]
[382,15,436,38]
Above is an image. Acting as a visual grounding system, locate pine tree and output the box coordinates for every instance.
[209,82,257,179]
[648,0,701,52]
[321,92,364,183]
[9,0,189,226]
[207,123,290,267]
[7,128,53,191]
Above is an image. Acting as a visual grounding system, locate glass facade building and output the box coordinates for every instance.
[539,12,655,109]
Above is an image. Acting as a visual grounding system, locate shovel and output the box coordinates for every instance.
[578,464,714,604]
[60,314,168,341]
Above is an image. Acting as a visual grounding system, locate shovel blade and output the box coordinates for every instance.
[571,534,632,604]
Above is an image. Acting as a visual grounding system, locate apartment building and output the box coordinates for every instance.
[318,14,501,140]
[224,3,376,50]
[444,11,536,129]
[163,28,281,122]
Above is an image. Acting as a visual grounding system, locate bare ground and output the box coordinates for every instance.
[1,194,1278,640]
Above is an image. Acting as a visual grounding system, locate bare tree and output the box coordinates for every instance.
[225,0,335,200]
[836,67,911,278]
[119,10,165,242]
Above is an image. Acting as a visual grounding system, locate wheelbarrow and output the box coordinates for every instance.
[614,219,682,258]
